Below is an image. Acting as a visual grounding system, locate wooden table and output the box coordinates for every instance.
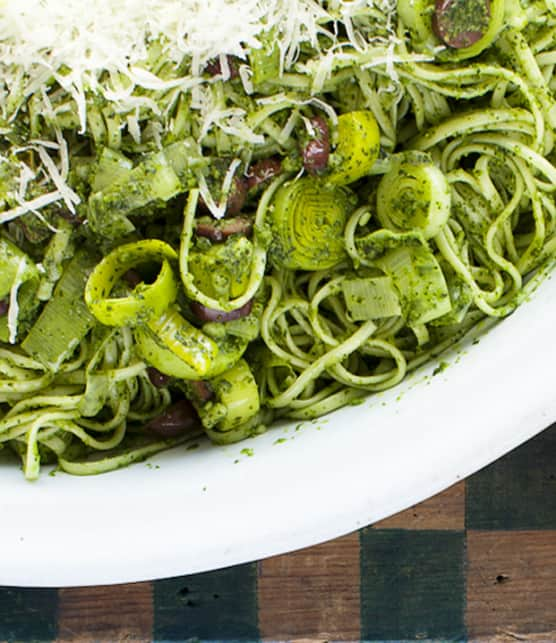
[2,422,555,642]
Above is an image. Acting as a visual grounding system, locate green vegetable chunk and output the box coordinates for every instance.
[328,111,381,185]
[375,243,452,325]
[268,177,356,270]
[192,359,261,435]
[88,142,193,238]
[376,151,451,239]
[21,249,99,371]
[342,276,402,320]
[0,236,39,343]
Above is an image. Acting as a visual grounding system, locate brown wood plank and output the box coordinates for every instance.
[466,530,556,639]
[373,481,465,530]
[57,581,153,642]
[258,532,360,640]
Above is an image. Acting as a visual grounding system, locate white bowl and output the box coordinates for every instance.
[1,268,555,587]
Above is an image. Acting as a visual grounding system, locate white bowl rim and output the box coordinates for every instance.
[0,269,555,587]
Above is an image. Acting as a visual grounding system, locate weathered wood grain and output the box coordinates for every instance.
[373,480,465,530]
[57,582,153,642]
[258,532,360,640]
[466,530,556,639]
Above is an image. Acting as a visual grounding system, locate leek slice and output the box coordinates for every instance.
[88,143,191,238]
[328,111,381,185]
[188,236,253,300]
[84,239,178,327]
[376,151,451,240]
[375,244,452,325]
[342,276,402,321]
[135,309,248,380]
[201,359,260,432]
[268,177,356,270]
[21,249,98,371]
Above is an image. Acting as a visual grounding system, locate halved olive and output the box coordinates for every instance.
[433,0,490,49]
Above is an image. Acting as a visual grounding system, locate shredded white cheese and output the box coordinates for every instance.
[7,257,27,344]
[0,0,400,220]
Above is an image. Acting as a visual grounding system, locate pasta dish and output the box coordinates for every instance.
[0,0,554,477]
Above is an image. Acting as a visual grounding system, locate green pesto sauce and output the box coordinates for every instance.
[440,0,490,40]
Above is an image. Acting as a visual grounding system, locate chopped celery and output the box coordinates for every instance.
[21,249,99,371]
[342,276,402,320]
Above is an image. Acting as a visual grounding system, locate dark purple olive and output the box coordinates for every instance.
[147,366,171,388]
[246,158,282,191]
[432,0,490,49]
[58,209,85,225]
[225,176,248,216]
[123,269,143,289]
[190,298,253,323]
[0,299,8,317]
[204,55,240,79]
[195,216,253,242]
[188,380,215,404]
[145,399,200,438]
[198,175,248,217]
[302,115,330,175]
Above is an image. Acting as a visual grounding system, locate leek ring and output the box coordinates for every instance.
[328,111,380,185]
[85,240,178,327]
[376,151,451,239]
[135,307,248,380]
[269,176,355,270]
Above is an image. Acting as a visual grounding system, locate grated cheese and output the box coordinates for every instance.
[7,257,27,344]
[0,0,400,221]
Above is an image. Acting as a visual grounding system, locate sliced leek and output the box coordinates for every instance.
[268,176,356,270]
[376,151,451,240]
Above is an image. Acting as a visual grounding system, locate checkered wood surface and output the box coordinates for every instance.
[2,422,556,642]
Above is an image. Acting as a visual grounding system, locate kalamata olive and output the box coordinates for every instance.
[246,158,282,191]
[188,380,215,404]
[199,175,247,216]
[302,115,330,175]
[0,299,8,317]
[204,55,240,79]
[58,209,85,225]
[225,176,248,216]
[195,216,253,242]
[432,0,490,49]
[123,269,142,289]
[145,399,200,438]
[190,298,253,323]
[147,366,171,388]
